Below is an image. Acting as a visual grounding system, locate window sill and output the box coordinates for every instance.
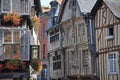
[108,72,118,74]
[106,36,114,40]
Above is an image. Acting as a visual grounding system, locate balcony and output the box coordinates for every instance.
[0,0,30,15]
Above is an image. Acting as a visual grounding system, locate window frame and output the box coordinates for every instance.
[49,29,59,43]
[1,0,29,14]
[1,29,29,60]
[107,52,118,74]
[82,50,89,67]
[53,51,61,70]
[106,27,114,39]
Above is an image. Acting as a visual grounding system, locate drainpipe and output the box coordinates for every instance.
[84,14,97,80]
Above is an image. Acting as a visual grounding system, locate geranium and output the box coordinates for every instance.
[3,11,21,26]
[5,59,25,71]
[0,64,3,71]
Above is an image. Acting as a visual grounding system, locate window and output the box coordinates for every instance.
[4,30,12,43]
[2,29,29,60]
[82,50,89,67]
[78,23,85,36]
[2,0,10,12]
[50,29,59,43]
[4,30,20,43]
[108,52,118,74]
[4,44,20,59]
[13,31,20,42]
[53,51,61,70]
[106,27,114,39]
[53,61,61,70]
[2,0,29,14]
[20,0,28,13]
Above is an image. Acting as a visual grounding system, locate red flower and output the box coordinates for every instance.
[0,64,3,70]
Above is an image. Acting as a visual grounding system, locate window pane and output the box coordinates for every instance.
[20,0,28,13]
[0,31,2,46]
[114,60,117,72]
[25,46,29,60]
[4,30,12,43]
[21,0,24,13]
[13,31,20,42]
[25,0,28,13]
[12,0,20,13]
[109,27,113,36]
[13,44,20,59]
[2,0,10,12]
[82,50,89,66]
[109,60,113,72]
[108,53,117,73]
[109,54,113,59]
[20,46,25,59]
[4,45,11,59]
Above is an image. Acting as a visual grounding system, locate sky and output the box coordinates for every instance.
[41,0,53,7]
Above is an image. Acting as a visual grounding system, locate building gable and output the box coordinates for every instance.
[59,0,81,23]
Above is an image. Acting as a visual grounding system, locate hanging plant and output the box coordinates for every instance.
[3,11,21,27]
[30,60,42,72]
[31,16,40,33]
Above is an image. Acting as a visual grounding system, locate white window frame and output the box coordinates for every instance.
[1,0,29,15]
[107,52,118,74]
[1,0,12,13]
[106,27,114,39]
[3,30,21,44]
[1,29,29,60]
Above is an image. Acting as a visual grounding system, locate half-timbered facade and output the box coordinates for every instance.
[90,0,120,80]
[57,0,96,80]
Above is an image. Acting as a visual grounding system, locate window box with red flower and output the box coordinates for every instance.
[3,11,21,27]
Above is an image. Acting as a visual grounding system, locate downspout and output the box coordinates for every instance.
[84,14,97,80]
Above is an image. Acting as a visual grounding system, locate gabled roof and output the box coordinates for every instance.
[77,0,97,14]
[58,0,97,23]
[103,0,120,18]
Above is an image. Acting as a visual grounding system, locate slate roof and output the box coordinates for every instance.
[103,0,120,18]
[77,0,97,14]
